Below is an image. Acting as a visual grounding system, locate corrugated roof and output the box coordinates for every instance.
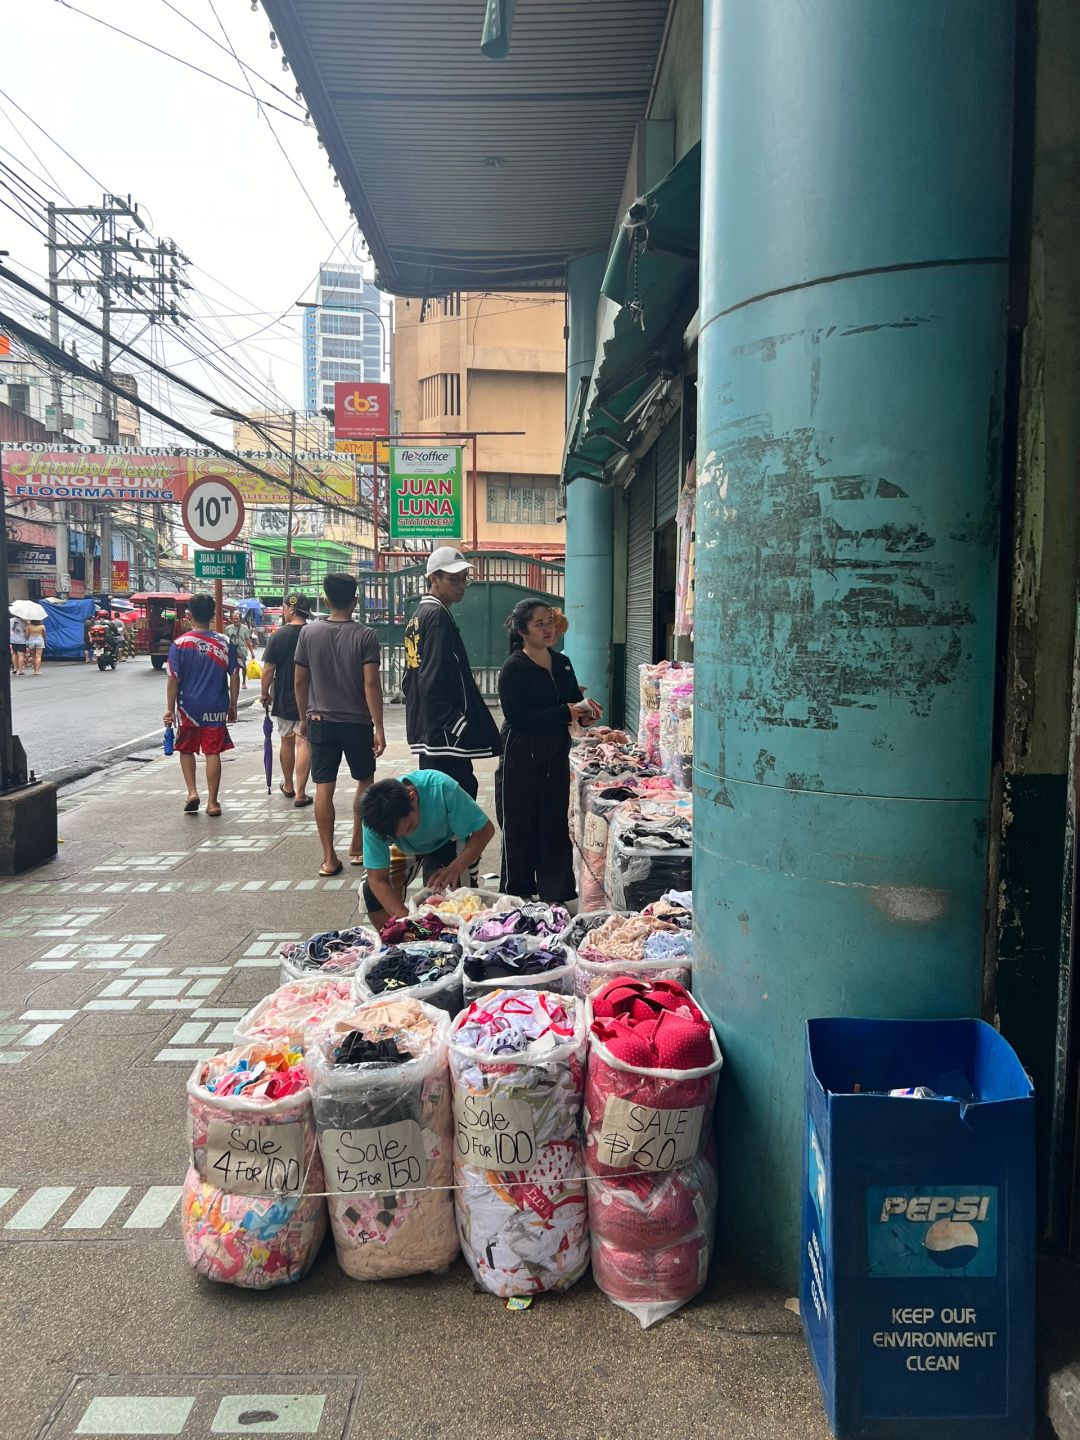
[260,0,669,295]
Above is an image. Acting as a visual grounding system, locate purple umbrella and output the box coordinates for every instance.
[262,705,274,793]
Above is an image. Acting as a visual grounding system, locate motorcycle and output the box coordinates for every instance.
[90,622,121,671]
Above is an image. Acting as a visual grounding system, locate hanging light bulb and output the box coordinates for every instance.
[281,55,289,71]
[250,0,258,11]
[268,29,278,49]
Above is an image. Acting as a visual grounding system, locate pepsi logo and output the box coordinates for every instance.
[924,1219,980,1270]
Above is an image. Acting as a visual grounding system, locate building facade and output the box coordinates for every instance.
[302,264,389,415]
[391,291,565,557]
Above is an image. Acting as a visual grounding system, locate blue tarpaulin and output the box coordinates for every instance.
[41,598,96,659]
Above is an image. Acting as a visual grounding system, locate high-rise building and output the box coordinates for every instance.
[302,264,389,414]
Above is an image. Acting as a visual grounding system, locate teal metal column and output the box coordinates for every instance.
[565,250,613,717]
[695,0,1015,1283]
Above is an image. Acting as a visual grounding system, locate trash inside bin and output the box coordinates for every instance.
[802,1017,1034,1440]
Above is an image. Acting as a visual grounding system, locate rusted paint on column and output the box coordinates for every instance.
[696,0,1015,1283]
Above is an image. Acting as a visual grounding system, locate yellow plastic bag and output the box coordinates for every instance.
[246,658,262,680]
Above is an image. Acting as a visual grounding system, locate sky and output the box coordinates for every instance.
[1,0,368,449]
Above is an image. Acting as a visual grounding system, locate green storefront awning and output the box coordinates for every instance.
[563,143,701,485]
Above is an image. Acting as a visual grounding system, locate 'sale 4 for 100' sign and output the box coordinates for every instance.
[388,446,462,539]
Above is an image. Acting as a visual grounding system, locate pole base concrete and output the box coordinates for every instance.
[0,781,58,874]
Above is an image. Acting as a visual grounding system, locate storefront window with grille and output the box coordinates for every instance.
[485,476,558,525]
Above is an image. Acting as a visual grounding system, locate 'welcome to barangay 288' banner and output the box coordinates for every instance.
[0,444,358,506]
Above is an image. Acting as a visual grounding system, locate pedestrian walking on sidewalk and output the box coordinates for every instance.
[360,771,495,928]
[25,616,46,675]
[81,613,94,664]
[293,572,385,876]
[403,546,500,800]
[260,591,313,807]
[163,592,240,817]
[226,608,256,689]
[496,599,601,903]
[9,615,27,676]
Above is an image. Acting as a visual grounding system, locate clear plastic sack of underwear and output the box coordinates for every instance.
[233,976,356,1048]
[183,1045,327,1289]
[308,996,459,1280]
[407,887,512,926]
[658,666,694,789]
[574,912,693,999]
[604,797,693,912]
[353,940,464,1017]
[279,925,380,986]
[461,901,571,954]
[462,937,577,1003]
[583,989,722,1178]
[589,1145,718,1328]
[449,988,589,1297]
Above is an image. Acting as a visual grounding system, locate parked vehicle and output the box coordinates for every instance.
[129,592,193,670]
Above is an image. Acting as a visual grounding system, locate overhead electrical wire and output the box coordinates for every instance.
[52,0,305,124]
[0,300,379,527]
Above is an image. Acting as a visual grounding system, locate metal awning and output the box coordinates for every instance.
[564,143,700,482]
[260,0,670,296]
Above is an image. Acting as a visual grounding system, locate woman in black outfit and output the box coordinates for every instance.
[496,599,601,901]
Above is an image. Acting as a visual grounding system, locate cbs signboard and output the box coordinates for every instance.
[334,381,390,459]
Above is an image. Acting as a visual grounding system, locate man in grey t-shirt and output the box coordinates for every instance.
[294,572,384,876]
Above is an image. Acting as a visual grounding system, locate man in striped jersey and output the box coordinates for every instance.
[163,593,241,817]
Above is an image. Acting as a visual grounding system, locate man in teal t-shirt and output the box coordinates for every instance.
[360,770,495,926]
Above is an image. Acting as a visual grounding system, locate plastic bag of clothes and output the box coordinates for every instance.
[279,926,380,986]
[233,977,355,1048]
[579,777,678,911]
[183,1043,327,1288]
[309,997,459,1280]
[605,795,693,911]
[450,988,589,1296]
[355,939,464,1016]
[637,662,691,767]
[463,937,576,1003]
[575,912,692,998]
[658,665,694,789]
[584,979,722,1326]
[378,912,457,946]
[462,901,570,953]
[408,887,507,925]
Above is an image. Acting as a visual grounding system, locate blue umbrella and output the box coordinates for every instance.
[262,705,274,793]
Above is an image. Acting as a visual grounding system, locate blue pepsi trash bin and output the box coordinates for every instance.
[802,1018,1034,1440]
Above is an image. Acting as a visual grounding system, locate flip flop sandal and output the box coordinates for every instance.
[207,807,222,818]
[184,797,200,814]
[293,795,313,808]
[319,861,343,877]
[278,783,295,798]
[348,854,365,866]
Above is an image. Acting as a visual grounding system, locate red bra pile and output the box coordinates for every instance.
[590,979,714,1070]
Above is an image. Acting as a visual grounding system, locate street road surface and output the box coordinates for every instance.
[9,650,262,778]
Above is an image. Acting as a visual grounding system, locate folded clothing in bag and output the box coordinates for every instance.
[462,938,575,1001]
[575,912,692,998]
[234,976,355,1048]
[309,997,458,1280]
[450,988,589,1297]
[355,940,464,1016]
[183,1044,327,1289]
[584,979,722,1327]
[279,926,380,985]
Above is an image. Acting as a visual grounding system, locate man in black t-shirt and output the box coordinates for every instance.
[260,593,313,807]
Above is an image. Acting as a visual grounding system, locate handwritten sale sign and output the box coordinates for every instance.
[205,1121,305,1197]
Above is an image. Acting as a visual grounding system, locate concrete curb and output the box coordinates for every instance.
[45,692,262,789]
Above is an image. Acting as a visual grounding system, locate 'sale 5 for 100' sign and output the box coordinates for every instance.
[388,446,462,539]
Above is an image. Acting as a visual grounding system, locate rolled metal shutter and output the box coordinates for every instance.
[654,417,680,526]
[624,451,656,735]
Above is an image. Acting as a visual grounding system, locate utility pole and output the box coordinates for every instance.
[45,204,70,599]
[283,408,297,606]
[48,194,190,601]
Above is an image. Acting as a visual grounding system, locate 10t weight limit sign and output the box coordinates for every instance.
[182,475,245,549]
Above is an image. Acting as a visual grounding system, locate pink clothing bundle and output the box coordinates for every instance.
[584,980,722,1327]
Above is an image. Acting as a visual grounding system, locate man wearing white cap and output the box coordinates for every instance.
[402,548,500,816]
